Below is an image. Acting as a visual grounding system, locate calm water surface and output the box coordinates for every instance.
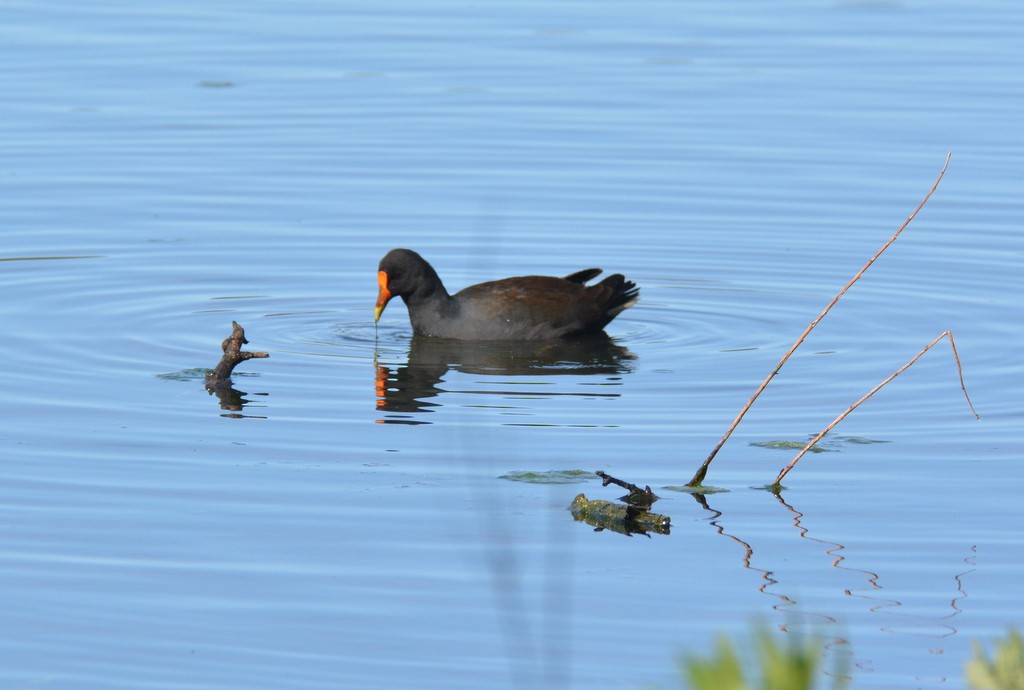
[1,1,1022,689]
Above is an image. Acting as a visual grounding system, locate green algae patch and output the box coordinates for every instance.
[838,436,891,445]
[750,440,832,453]
[663,484,730,495]
[499,469,594,484]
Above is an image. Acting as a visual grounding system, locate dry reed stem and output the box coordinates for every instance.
[771,330,979,488]
[687,152,952,487]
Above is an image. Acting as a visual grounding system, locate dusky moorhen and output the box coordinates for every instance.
[374,248,639,340]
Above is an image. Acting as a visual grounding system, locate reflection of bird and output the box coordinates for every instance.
[373,334,636,423]
[374,248,639,340]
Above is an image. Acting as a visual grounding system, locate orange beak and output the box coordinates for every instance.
[374,270,392,322]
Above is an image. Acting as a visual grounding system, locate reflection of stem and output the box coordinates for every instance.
[772,493,901,618]
[940,545,976,636]
[688,493,791,612]
[691,491,976,656]
[889,544,975,640]
[773,494,977,641]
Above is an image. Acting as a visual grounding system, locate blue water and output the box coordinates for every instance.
[1,2,1022,689]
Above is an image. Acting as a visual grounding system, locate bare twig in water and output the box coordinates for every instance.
[771,330,978,488]
[687,152,953,487]
[205,321,269,391]
[595,470,658,507]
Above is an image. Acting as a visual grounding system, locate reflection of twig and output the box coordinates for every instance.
[688,153,952,488]
[772,330,979,487]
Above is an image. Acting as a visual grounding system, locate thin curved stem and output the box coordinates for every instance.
[771,329,979,488]
[687,152,952,487]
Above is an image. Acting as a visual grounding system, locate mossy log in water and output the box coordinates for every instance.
[569,493,671,536]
